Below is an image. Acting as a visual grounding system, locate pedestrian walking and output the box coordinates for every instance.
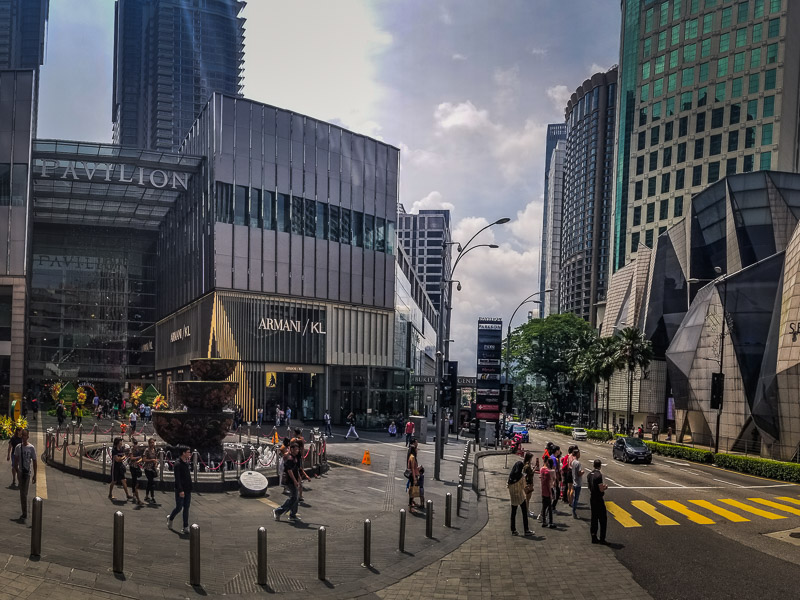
[562,444,575,506]
[323,410,332,438]
[108,437,132,501]
[70,401,77,424]
[56,400,66,427]
[523,454,538,518]
[129,409,138,439]
[550,446,562,514]
[144,404,151,423]
[31,397,37,421]
[257,406,264,427]
[285,406,292,428]
[128,439,144,506]
[6,427,22,487]
[13,429,36,522]
[539,456,555,527]
[507,452,534,536]
[143,437,158,502]
[587,458,609,544]
[167,446,193,533]
[404,419,415,446]
[666,426,672,442]
[637,425,644,440]
[651,422,659,442]
[571,448,585,519]
[345,412,359,440]
[406,438,421,511]
[273,443,301,522]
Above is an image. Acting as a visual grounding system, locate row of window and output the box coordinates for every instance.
[643,0,781,39]
[633,152,771,203]
[214,183,396,254]
[632,196,685,227]
[0,164,28,206]
[642,63,777,104]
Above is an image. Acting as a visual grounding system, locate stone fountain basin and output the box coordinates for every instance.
[152,411,234,449]
[172,381,239,411]
[190,358,238,380]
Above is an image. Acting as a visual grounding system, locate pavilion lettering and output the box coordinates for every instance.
[34,159,189,191]
[258,317,326,335]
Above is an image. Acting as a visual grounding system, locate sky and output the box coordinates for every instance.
[37,0,621,376]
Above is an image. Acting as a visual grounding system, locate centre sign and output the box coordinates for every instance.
[34,159,190,191]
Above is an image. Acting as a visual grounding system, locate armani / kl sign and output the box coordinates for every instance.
[34,159,190,191]
[258,318,326,335]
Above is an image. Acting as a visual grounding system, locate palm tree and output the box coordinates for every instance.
[597,336,624,431]
[615,327,653,435]
[572,341,602,427]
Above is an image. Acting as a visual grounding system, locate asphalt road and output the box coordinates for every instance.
[524,429,800,600]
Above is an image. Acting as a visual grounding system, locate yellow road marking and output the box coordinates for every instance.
[258,497,280,509]
[776,496,800,506]
[631,500,680,525]
[749,498,800,516]
[658,500,714,524]
[689,500,749,522]
[606,501,642,527]
[718,499,786,519]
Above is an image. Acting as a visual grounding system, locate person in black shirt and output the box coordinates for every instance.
[167,446,193,534]
[273,443,301,522]
[587,458,609,544]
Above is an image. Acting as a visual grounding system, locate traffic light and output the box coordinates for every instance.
[441,361,458,407]
[710,372,724,409]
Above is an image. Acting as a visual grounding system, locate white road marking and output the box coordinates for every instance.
[679,468,704,476]
[327,460,387,477]
[658,478,686,487]
[713,478,744,487]
[367,486,384,493]
[605,476,625,487]
[663,459,690,466]
[632,469,650,475]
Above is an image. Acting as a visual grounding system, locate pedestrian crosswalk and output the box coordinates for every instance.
[604,495,800,528]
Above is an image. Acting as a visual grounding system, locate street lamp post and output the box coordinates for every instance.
[433,218,509,481]
[714,267,727,454]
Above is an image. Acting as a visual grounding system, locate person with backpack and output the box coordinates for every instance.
[345,412,359,440]
[507,452,534,536]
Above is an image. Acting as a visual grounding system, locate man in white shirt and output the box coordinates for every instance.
[14,429,37,522]
[571,448,585,519]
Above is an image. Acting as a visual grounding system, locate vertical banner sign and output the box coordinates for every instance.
[475,317,503,421]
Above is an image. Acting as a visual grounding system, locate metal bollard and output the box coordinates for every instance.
[457,484,463,517]
[248,427,252,443]
[257,526,268,585]
[79,424,83,444]
[221,459,225,483]
[318,526,326,581]
[426,500,433,538]
[189,524,201,586]
[399,508,406,552]
[71,423,75,445]
[236,449,241,479]
[102,443,107,478]
[192,451,198,483]
[158,449,164,483]
[113,511,124,574]
[79,442,84,478]
[256,427,260,444]
[446,493,452,528]
[239,427,243,443]
[362,519,372,568]
[94,424,97,443]
[30,497,43,557]
[62,439,67,466]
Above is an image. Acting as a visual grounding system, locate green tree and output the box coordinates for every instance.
[615,327,654,434]
[506,313,595,419]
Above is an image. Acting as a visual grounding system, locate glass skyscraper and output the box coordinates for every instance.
[0,0,49,70]
[612,0,800,272]
[112,0,245,152]
[539,123,567,317]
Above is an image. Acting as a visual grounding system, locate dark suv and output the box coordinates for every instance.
[612,437,653,464]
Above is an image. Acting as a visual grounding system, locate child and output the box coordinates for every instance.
[388,421,397,437]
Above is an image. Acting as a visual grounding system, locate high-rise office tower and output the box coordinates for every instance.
[396,207,452,315]
[542,140,565,318]
[611,0,799,272]
[539,123,567,317]
[113,0,245,151]
[560,68,617,327]
[0,0,49,70]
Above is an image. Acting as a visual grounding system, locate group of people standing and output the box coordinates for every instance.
[108,436,159,506]
[507,441,609,543]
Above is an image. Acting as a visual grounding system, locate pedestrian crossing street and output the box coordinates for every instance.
[605,495,800,527]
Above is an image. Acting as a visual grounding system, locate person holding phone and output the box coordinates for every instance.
[587,459,609,544]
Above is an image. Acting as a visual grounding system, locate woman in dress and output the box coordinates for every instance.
[108,437,132,501]
[143,437,158,503]
[406,438,421,511]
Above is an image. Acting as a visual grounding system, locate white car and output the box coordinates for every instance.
[571,427,588,441]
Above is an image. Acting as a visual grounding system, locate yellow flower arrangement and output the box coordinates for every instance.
[50,382,63,401]
[131,386,143,400]
[77,387,87,405]
[0,416,27,439]
[153,395,167,410]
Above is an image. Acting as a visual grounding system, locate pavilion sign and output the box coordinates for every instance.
[33,159,190,191]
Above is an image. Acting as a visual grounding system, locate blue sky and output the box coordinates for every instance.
[38,0,621,374]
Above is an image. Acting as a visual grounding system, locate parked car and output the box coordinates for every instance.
[534,421,547,430]
[571,427,588,441]
[613,436,653,464]
[508,423,529,443]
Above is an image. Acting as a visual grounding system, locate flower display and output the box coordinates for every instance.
[77,387,87,405]
[50,382,63,401]
[153,395,167,410]
[0,416,28,440]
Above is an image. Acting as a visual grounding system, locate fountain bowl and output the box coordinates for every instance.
[152,411,234,449]
[190,358,237,380]
[172,381,239,411]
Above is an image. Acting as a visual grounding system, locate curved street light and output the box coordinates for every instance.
[432,218,509,480]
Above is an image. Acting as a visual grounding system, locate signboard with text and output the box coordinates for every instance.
[475,317,503,420]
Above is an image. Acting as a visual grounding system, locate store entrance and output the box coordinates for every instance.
[263,371,324,424]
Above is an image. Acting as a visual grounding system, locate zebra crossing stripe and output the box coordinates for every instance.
[774,496,800,507]
[631,500,680,526]
[658,500,714,524]
[718,499,786,520]
[605,501,641,528]
[748,498,800,516]
[688,499,749,522]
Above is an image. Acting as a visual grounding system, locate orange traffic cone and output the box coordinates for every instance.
[272,431,280,444]
[362,450,371,465]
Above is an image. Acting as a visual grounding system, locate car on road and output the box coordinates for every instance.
[534,421,547,430]
[613,436,653,463]
[508,423,529,442]
[571,427,587,441]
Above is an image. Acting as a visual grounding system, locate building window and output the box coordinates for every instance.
[694,138,705,159]
[304,198,316,237]
[636,156,645,176]
[631,232,641,252]
[717,57,728,77]
[638,131,647,151]
[721,7,732,27]
[711,107,724,128]
[655,55,666,74]
[701,38,711,57]
[674,196,684,217]
[678,142,687,162]
[752,22,763,43]
[731,77,743,98]
[699,62,709,82]
[710,134,722,155]
[250,188,262,228]
[750,48,761,70]
[646,203,655,223]
[681,92,693,111]
[726,158,738,175]
[364,214,374,250]
[660,198,669,219]
[316,202,328,240]
[708,161,720,183]
[633,205,642,226]
[276,193,290,233]
[642,62,651,79]
[748,73,760,94]
[764,69,777,90]
[738,1,750,22]
[698,86,708,106]
[340,208,351,244]
[719,32,730,52]
[666,96,675,116]
[645,229,654,247]
[747,99,758,120]
[665,121,674,141]
[692,165,703,186]
[730,103,741,124]
[650,151,659,171]
[763,95,775,117]
[770,0,781,13]
[766,43,778,64]
[352,211,364,247]
[264,191,275,230]
[728,130,739,152]
[696,112,706,133]
[663,146,673,167]
[762,123,773,145]
[661,173,671,194]
[768,18,780,38]
[679,116,688,137]
[684,43,697,62]
[328,205,340,241]
[635,180,643,201]
[648,177,657,197]
[735,27,747,47]
[641,83,650,102]
[685,18,698,39]
[715,82,726,102]
[743,154,754,172]
[653,100,663,119]
[702,14,714,34]
[651,126,660,145]
[745,127,756,148]
[291,196,304,234]
[682,67,695,87]
[760,151,772,170]
[676,169,686,189]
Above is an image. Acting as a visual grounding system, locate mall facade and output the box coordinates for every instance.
[2,69,429,425]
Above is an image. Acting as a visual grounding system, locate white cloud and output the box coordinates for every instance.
[492,118,546,183]
[530,47,548,56]
[546,84,572,114]
[399,142,442,169]
[439,5,453,25]
[410,191,455,213]
[589,62,610,75]
[493,65,520,113]
[434,101,492,131]
[452,53,467,61]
